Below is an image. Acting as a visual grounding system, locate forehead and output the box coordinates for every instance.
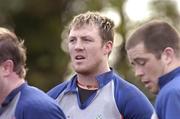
[69,24,99,36]
[127,43,154,60]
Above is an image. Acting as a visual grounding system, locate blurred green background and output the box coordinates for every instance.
[1,0,180,103]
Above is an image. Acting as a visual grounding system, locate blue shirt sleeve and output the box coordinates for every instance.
[122,92,154,119]
[24,103,66,119]
[114,77,154,119]
[15,85,66,119]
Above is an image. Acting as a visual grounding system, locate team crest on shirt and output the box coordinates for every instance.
[96,114,102,119]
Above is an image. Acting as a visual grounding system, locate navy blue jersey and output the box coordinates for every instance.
[155,67,180,119]
[0,83,66,119]
[48,69,157,119]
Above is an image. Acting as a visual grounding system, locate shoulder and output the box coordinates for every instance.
[155,80,180,119]
[47,80,70,99]
[114,76,150,103]
[156,80,180,104]
[113,72,144,97]
[18,85,58,108]
[112,73,154,118]
[158,78,180,100]
[17,85,66,119]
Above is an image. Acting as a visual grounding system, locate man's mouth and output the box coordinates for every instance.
[75,55,85,60]
[142,80,151,88]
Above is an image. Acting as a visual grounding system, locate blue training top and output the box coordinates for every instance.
[155,67,180,119]
[0,83,66,119]
[48,69,156,119]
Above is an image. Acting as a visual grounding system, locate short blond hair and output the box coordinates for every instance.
[67,11,115,43]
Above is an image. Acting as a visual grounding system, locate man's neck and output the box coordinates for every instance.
[0,89,7,104]
[77,74,98,87]
[77,67,111,88]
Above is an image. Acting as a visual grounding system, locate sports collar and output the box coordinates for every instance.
[64,68,114,94]
[159,67,180,89]
[1,83,26,107]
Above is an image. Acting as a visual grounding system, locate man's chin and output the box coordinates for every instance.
[74,69,89,74]
[149,88,159,95]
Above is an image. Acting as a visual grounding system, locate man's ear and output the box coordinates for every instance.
[103,41,113,55]
[161,47,174,65]
[1,60,14,76]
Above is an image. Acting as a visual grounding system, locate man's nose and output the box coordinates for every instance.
[134,67,144,77]
[75,40,84,50]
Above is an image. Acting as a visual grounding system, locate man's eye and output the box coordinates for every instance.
[137,60,145,65]
[83,38,91,42]
[85,39,90,41]
[69,38,75,42]
[82,37,93,42]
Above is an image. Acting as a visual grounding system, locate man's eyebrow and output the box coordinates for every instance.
[134,57,147,62]
[80,35,92,38]
[68,36,76,39]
